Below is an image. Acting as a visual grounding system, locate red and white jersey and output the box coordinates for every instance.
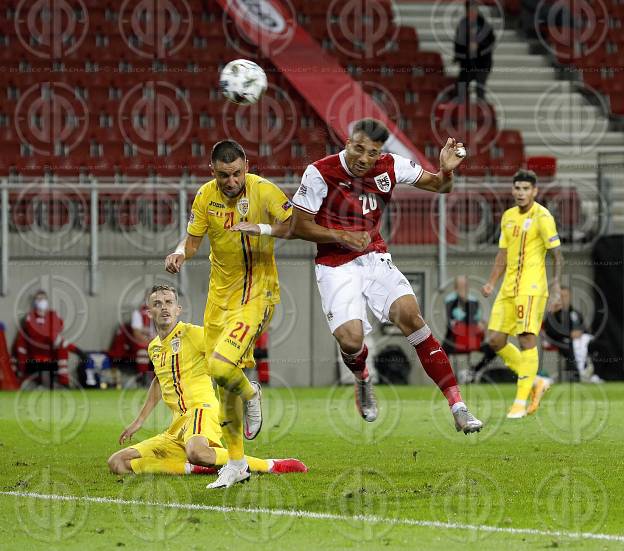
[131,304,156,339]
[292,150,424,266]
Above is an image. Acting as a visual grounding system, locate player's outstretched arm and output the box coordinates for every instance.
[165,234,203,274]
[481,248,507,297]
[412,138,465,194]
[229,220,293,239]
[119,377,162,445]
[547,246,564,311]
[290,207,371,251]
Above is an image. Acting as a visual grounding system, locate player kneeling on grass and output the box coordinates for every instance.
[107,285,307,479]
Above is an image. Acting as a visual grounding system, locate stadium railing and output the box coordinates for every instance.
[0,176,608,297]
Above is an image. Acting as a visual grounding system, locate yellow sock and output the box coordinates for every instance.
[212,447,270,473]
[130,457,186,475]
[497,342,522,375]
[514,347,539,404]
[218,387,245,461]
[208,356,255,400]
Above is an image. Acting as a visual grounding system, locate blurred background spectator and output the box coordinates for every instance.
[453,2,496,102]
[130,299,155,376]
[12,290,84,388]
[108,295,155,385]
[443,275,485,355]
[544,286,604,383]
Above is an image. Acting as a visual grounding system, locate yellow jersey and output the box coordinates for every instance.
[148,321,219,416]
[187,173,293,309]
[498,202,561,298]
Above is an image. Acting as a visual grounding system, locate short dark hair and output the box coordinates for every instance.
[512,169,537,186]
[211,140,246,164]
[351,118,390,144]
[148,284,178,302]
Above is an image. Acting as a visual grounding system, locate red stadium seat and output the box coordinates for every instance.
[609,93,624,116]
[490,131,525,176]
[527,156,557,179]
[458,151,491,178]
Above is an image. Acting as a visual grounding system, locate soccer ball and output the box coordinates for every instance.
[219,59,268,105]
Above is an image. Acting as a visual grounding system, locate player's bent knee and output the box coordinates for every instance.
[337,334,364,354]
[186,438,216,466]
[108,453,127,474]
[333,324,364,354]
[207,354,237,387]
[488,333,507,351]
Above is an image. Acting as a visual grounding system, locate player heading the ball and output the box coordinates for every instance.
[288,118,482,433]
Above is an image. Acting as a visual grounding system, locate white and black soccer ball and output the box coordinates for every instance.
[219,59,268,105]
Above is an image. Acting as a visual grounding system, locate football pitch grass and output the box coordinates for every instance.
[1,383,623,550]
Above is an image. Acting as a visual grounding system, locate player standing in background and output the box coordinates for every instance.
[107,285,306,477]
[286,118,482,433]
[481,169,563,418]
[165,141,293,488]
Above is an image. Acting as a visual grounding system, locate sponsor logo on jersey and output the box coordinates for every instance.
[282,200,292,210]
[338,181,352,188]
[549,234,559,242]
[226,337,242,349]
[151,346,162,361]
[374,172,392,192]
[297,184,308,196]
[171,338,181,354]
[327,311,334,321]
[410,160,417,167]
[188,212,195,224]
[237,197,250,216]
[209,200,225,208]
[523,218,533,231]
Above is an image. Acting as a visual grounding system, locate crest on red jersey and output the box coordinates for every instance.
[374,172,391,192]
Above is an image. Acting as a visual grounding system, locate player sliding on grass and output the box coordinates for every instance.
[164,140,294,488]
[288,118,482,433]
[481,169,563,418]
[107,285,307,478]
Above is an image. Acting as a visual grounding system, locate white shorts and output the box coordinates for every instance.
[315,251,416,335]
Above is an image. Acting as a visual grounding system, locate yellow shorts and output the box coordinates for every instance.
[131,407,223,460]
[488,294,547,336]
[204,300,274,368]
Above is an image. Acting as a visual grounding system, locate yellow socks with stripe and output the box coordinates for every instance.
[514,346,539,405]
[130,457,186,475]
[212,447,270,473]
[496,343,522,375]
[208,355,255,401]
[218,386,245,461]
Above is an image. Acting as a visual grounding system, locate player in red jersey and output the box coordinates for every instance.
[290,118,482,433]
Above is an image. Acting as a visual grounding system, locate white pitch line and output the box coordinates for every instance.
[1,490,623,543]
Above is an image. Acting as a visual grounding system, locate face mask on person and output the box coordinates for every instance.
[34,298,48,313]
